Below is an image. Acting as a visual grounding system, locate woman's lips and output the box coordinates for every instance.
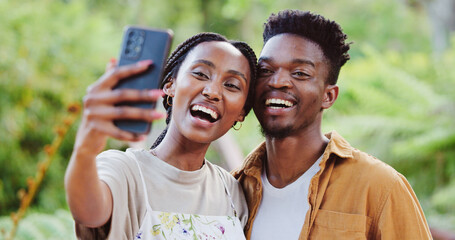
[190,104,220,123]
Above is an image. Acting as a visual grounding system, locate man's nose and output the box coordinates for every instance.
[268,69,292,89]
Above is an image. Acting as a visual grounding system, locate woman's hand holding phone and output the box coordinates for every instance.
[65,60,165,227]
[66,26,171,227]
[74,59,165,156]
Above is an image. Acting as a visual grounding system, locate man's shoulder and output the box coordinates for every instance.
[323,135,431,239]
[333,145,406,194]
[327,131,401,186]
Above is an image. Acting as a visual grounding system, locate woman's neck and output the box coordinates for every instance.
[152,125,210,171]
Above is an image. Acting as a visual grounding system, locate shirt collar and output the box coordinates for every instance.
[240,142,266,177]
[323,131,353,160]
[241,131,353,178]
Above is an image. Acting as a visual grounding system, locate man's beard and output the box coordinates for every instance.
[260,125,294,139]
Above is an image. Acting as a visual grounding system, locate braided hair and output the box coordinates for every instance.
[263,10,351,85]
[151,32,257,149]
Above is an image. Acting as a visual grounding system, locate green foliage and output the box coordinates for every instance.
[432,180,455,213]
[0,0,116,215]
[0,209,75,239]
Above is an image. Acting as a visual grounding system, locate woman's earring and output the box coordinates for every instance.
[232,121,242,131]
[166,95,173,107]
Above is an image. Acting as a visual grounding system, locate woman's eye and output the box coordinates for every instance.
[192,71,208,79]
[225,82,241,90]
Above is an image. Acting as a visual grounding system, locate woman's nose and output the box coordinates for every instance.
[202,81,222,101]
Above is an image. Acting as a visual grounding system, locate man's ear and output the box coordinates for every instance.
[163,78,175,97]
[322,84,339,109]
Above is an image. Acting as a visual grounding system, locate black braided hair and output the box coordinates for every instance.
[151,32,257,149]
[229,40,257,117]
[263,9,351,85]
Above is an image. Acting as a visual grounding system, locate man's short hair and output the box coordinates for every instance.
[263,9,351,85]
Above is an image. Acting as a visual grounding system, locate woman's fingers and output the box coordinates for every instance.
[84,89,164,106]
[85,105,165,122]
[78,59,161,142]
[104,60,154,89]
[88,60,153,93]
[105,58,117,72]
[90,120,146,142]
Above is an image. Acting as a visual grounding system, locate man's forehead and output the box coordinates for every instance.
[259,33,325,64]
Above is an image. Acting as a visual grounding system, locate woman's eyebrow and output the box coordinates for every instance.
[193,59,215,68]
[193,59,247,82]
[228,70,247,82]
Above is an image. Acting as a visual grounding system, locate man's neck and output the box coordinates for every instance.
[265,129,329,188]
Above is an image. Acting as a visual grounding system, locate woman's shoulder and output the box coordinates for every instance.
[95,148,146,177]
[205,161,245,196]
[97,148,129,159]
[97,148,145,163]
[205,161,238,182]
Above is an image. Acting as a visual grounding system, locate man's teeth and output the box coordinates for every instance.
[192,105,218,120]
[265,98,294,108]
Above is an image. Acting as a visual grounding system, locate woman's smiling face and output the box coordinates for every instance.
[164,41,251,144]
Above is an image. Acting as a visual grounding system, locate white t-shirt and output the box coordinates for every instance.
[250,155,323,240]
[75,148,248,239]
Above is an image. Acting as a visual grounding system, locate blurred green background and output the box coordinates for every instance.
[1,0,454,238]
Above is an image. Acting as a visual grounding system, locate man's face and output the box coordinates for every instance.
[254,33,331,138]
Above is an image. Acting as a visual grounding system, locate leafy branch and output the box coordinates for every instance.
[3,103,81,240]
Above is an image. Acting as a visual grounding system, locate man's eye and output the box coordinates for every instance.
[258,68,273,75]
[293,71,310,78]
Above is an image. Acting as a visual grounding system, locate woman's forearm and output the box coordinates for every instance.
[64,146,113,228]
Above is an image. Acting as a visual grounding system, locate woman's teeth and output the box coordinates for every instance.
[192,105,218,121]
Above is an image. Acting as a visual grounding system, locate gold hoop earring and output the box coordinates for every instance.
[232,121,242,131]
[166,95,173,107]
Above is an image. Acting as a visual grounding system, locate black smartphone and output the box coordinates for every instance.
[114,26,173,134]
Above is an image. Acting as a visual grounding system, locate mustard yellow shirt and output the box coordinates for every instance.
[233,131,432,239]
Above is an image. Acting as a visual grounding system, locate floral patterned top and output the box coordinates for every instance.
[132,156,246,240]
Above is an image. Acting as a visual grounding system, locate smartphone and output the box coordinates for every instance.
[114,26,173,134]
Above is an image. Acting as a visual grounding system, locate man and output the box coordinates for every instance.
[233,10,432,239]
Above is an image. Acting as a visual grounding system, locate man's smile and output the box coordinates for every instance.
[265,98,295,109]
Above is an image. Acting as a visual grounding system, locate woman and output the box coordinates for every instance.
[64,32,257,239]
